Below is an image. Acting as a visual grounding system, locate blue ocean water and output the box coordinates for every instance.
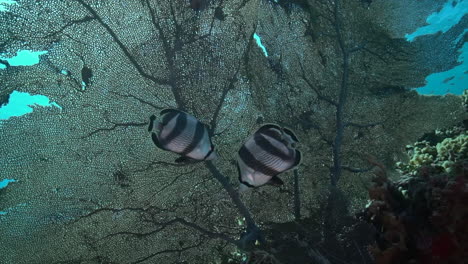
[253,33,269,57]
[406,0,467,95]
[0,0,17,12]
[0,50,48,69]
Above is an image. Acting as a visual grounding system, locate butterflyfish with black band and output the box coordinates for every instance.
[148,109,217,163]
[237,124,301,192]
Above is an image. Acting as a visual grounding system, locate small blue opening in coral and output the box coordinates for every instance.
[0,0,18,12]
[0,50,48,68]
[0,91,62,122]
[253,33,269,57]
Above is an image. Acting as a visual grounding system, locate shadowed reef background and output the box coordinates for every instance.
[0,0,466,263]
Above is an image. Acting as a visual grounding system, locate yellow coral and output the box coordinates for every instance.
[436,132,467,161]
[408,141,436,167]
[399,130,466,174]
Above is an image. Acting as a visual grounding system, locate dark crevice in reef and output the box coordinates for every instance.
[0,59,10,69]
[81,66,93,87]
[189,0,211,11]
[214,6,225,21]
[0,90,11,106]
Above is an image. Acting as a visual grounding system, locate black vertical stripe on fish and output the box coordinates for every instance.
[239,145,280,177]
[160,109,180,126]
[257,124,282,135]
[181,121,205,155]
[293,150,302,167]
[151,132,166,150]
[202,147,214,160]
[148,115,156,132]
[202,141,215,160]
[160,109,173,115]
[253,133,290,160]
[237,162,256,188]
[160,112,188,146]
[203,137,214,160]
[282,127,299,142]
[259,128,284,143]
[266,176,284,186]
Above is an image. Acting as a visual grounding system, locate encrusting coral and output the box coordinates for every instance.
[397,125,467,175]
[245,250,282,264]
[360,123,468,264]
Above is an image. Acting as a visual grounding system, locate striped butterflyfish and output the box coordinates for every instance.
[237,124,301,191]
[148,109,217,163]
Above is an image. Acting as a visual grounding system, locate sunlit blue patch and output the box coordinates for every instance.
[0,50,48,68]
[253,33,269,57]
[0,90,62,123]
[406,0,468,95]
[453,28,468,44]
[0,0,18,12]
[413,42,467,95]
[0,179,16,189]
[60,69,70,75]
[405,0,468,42]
